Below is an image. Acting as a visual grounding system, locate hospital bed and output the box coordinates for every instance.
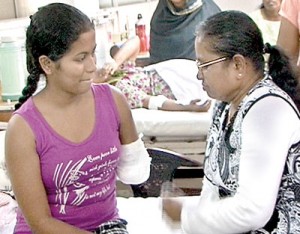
[132,108,211,162]
[131,58,213,163]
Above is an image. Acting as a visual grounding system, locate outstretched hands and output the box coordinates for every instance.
[102,59,119,76]
[162,198,182,222]
[94,59,119,83]
[188,99,212,112]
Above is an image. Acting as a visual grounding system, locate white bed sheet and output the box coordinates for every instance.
[131,108,212,139]
[0,122,7,130]
[117,196,184,234]
[2,196,192,234]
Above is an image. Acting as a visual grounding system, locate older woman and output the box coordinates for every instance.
[163,10,300,233]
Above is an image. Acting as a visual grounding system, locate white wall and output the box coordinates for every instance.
[113,0,263,35]
[0,0,263,21]
[112,0,263,38]
[0,0,266,45]
[0,0,266,93]
[0,0,15,20]
[214,0,262,13]
[113,1,158,35]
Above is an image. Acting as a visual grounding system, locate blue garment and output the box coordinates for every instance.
[149,0,221,64]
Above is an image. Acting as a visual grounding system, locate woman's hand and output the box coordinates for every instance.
[94,60,119,83]
[162,198,183,222]
[103,59,119,75]
[188,99,212,112]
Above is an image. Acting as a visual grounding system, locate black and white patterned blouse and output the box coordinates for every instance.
[181,76,300,234]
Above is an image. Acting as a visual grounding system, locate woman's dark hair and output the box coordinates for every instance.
[15,3,95,110]
[195,10,299,105]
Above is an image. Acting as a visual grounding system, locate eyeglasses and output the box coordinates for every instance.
[196,56,228,73]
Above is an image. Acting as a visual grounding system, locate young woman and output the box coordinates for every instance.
[5,3,151,233]
[249,0,282,45]
[162,10,300,233]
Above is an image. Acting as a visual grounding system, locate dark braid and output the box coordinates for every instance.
[15,42,42,110]
[264,43,299,105]
[15,72,39,110]
[15,3,94,110]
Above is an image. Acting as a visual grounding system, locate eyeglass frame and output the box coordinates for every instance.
[196,56,228,75]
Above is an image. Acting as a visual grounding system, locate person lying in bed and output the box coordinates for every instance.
[94,36,211,112]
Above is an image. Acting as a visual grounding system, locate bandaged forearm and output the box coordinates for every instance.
[148,95,168,110]
[117,138,152,184]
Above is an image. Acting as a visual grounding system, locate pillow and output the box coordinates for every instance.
[0,131,11,191]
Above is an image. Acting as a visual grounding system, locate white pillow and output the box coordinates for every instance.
[0,131,11,191]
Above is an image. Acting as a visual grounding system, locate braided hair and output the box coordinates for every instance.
[15,3,94,110]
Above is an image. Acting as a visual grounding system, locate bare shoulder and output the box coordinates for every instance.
[5,114,38,190]
[108,85,131,113]
[107,85,138,144]
[6,114,36,154]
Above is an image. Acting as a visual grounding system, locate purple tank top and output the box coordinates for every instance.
[14,84,121,233]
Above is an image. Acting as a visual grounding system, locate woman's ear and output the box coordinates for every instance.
[39,55,53,75]
[232,54,246,79]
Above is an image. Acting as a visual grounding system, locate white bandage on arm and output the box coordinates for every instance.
[117,138,152,184]
[148,95,168,110]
